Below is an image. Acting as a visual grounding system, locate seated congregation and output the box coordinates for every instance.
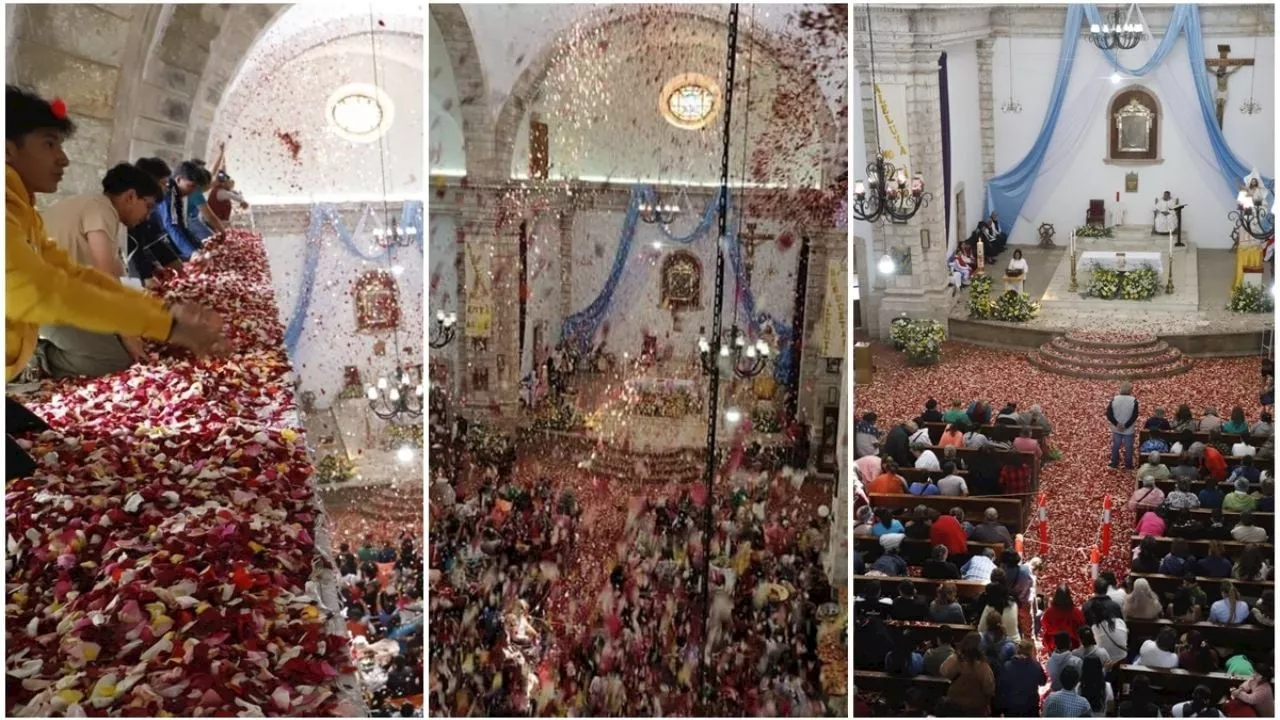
[854,397,1275,717]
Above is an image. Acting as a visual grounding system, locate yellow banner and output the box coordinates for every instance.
[465,244,492,338]
[821,257,847,358]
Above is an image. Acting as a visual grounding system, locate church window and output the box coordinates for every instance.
[659,74,720,130]
[1108,87,1160,162]
[327,83,395,143]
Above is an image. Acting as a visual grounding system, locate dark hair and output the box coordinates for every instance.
[134,157,171,181]
[1078,625,1096,647]
[1187,685,1215,717]
[1176,405,1194,424]
[1051,584,1074,611]
[926,398,938,410]
[1231,406,1247,425]
[102,163,162,200]
[1170,537,1190,559]
[1079,656,1106,711]
[941,461,956,474]
[886,630,917,675]
[898,579,916,597]
[1236,547,1265,582]
[931,544,949,561]
[6,85,76,141]
[1058,662,1081,691]
[862,412,877,423]
[875,507,895,529]
[1156,626,1177,653]
[1263,411,1273,423]
[175,160,208,183]
[1093,577,1110,597]
[1053,630,1071,652]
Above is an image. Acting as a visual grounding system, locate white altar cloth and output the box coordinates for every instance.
[1080,250,1162,276]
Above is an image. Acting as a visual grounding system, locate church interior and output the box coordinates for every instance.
[854,3,1276,718]
[428,3,849,716]
[6,3,423,716]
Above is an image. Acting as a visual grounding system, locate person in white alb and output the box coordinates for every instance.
[1153,191,1179,235]
[1006,248,1028,293]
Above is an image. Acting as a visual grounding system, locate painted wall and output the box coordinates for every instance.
[992,34,1274,248]
[427,212,460,380]
[945,41,984,252]
[428,11,465,175]
[263,206,425,408]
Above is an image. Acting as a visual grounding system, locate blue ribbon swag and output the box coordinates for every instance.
[984,4,1273,237]
[283,201,424,357]
[558,185,795,384]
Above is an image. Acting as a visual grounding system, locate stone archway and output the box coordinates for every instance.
[488,6,844,187]
[429,4,490,179]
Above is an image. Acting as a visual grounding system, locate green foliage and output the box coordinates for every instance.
[889,318,946,365]
[1087,264,1120,299]
[1229,282,1275,314]
[1075,225,1114,238]
[967,274,994,319]
[531,397,581,431]
[991,289,1041,322]
[751,408,783,434]
[1119,265,1159,300]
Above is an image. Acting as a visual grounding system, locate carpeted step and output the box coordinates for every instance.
[1062,330,1159,348]
[1051,336,1171,357]
[1029,332,1195,380]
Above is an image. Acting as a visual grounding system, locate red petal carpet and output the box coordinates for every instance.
[855,341,1263,603]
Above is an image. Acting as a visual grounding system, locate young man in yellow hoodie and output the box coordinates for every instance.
[6,85,225,478]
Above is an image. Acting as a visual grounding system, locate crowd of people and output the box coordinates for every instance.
[5,85,250,478]
[428,400,842,716]
[855,388,1276,716]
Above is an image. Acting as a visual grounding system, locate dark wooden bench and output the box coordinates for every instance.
[1128,572,1273,601]
[1125,618,1274,654]
[867,493,1026,532]
[854,575,988,601]
[1116,664,1244,703]
[1188,508,1276,533]
[1127,534,1272,558]
[852,670,950,701]
[856,536,1004,565]
[1140,428,1266,445]
[925,421,1047,444]
[1143,477,1263,496]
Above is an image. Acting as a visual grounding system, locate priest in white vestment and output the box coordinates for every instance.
[1153,191,1179,235]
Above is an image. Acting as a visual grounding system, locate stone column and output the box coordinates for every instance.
[558,210,575,321]
[857,22,953,338]
[825,358,849,587]
[977,37,997,184]
[455,202,521,416]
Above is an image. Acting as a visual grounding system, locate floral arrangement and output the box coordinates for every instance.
[531,397,581,430]
[467,422,513,466]
[751,408,784,434]
[1087,264,1120,299]
[6,230,356,717]
[632,388,698,418]
[967,274,995,319]
[889,318,946,365]
[379,421,424,450]
[315,453,357,484]
[991,289,1041,322]
[338,383,366,400]
[1229,282,1275,313]
[1119,265,1159,300]
[1075,225,1114,238]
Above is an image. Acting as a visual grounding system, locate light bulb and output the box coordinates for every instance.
[1238,190,1251,208]
[698,337,710,353]
[719,346,730,358]
[854,180,865,196]
[447,313,457,325]
[757,340,770,356]
[436,310,445,322]
[377,377,388,390]
[1110,73,1122,84]
[652,241,663,251]
[396,446,414,463]
[389,388,401,402]
[725,408,742,424]
[1090,23,1101,33]
[366,387,378,401]
[416,384,425,396]
[392,264,404,275]
[878,253,896,275]
[745,346,757,359]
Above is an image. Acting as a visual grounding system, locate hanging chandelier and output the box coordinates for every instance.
[698,324,770,379]
[1001,36,1022,114]
[429,310,458,348]
[366,363,424,420]
[854,7,928,224]
[1230,191,1275,241]
[639,187,688,224]
[1090,7,1143,51]
[1240,33,1263,115]
[373,216,417,248]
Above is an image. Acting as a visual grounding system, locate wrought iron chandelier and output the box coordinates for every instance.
[639,187,687,224]
[429,310,458,349]
[366,363,424,420]
[697,324,770,379]
[1240,34,1263,116]
[373,216,417,248]
[1001,37,1022,114]
[1090,7,1143,51]
[854,6,928,223]
[1231,190,1275,241]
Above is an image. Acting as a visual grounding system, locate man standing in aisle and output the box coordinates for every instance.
[1107,381,1140,470]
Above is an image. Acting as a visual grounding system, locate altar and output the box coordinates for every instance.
[1079,250,1163,276]
[623,376,701,418]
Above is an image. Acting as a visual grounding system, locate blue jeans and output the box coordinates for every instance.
[1110,431,1134,468]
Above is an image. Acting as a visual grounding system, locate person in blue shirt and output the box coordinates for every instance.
[1258,478,1274,512]
[1209,580,1250,625]
[998,638,1046,716]
[871,546,908,577]
[154,160,209,260]
[884,630,925,677]
[1230,455,1262,484]
[1144,406,1172,431]
[1041,664,1093,717]
[870,507,905,537]
[1196,541,1235,579]
[1159,538,1197,577]
[908,475,941,496]
[1198,476,1225,510]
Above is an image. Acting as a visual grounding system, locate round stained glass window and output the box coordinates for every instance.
[659,73,720,130]
[326,83,395,143]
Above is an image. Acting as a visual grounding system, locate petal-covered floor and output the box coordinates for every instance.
[854,341,1264,603]
[6,231,359,717]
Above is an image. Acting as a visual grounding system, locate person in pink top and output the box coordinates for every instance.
[855,454,882,487]
[1011,425,1041,461]
[1229,663,1274,718]
[1134,507,1167,538]
[1127,476,1165,514]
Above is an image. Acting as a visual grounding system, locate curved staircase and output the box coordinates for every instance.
[1028,331,1195,380]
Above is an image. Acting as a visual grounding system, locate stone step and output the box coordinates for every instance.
[1051,336,1171,357]
[1027,351,1195,380]
[1063,330,1159,348]
[1038,342,1182,369]
[1028,332,1195,380]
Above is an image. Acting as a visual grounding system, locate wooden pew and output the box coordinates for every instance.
[855,536,1004,565]
[1124,618,1274,655]
[854,575,988,601]
[1188,508,1276,534]
[925,422,1047,444]
[1143,477,1263,496]
[1116,665,1244,704]
[1140,428,1265,445]
[867,493,1027,532]
[852,670,950,702]
[1128,535,1273,559]
[897,467,970,481]
[1128,572,1273,601]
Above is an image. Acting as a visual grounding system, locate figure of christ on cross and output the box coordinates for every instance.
[1206,44,1255,129]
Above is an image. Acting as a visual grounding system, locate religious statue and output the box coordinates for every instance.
[1242,168,1271,208]
[1206,44,1255,129]
[1153,191,1179,235]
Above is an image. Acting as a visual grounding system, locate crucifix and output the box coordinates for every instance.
[740,222,775,283]
[1205,44,1254,129]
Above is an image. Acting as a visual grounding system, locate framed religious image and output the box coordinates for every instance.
[1108,88,1160,162]
[660,251,701,311]
[343,366,362,389]
[353,271,400,332]
[825,358,841,374]
[826,387,838,404]
[1126,172,1139,193]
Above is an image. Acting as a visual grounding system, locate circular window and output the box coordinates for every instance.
[659,73,721,130]
[326,83,395,143]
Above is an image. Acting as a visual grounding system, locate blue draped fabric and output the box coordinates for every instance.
[558,185,796,384]
[284,201,424,357]
[985,4,1272,237]
[984,5,1086,234]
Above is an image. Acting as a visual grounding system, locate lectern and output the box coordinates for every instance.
[1173,204,1186,247]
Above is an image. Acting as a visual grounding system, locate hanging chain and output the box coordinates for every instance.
[698,2,738,704]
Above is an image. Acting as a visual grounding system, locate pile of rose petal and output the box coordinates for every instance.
[6,230,357,717]
[856,341,1262,609]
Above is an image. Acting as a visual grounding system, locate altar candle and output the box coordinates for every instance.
[1168,228,1173,257]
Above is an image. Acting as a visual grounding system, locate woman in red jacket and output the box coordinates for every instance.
[929,508,970,563]
[1040,583,1086,656]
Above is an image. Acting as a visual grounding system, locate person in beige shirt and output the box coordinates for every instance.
[24,162,164,379]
